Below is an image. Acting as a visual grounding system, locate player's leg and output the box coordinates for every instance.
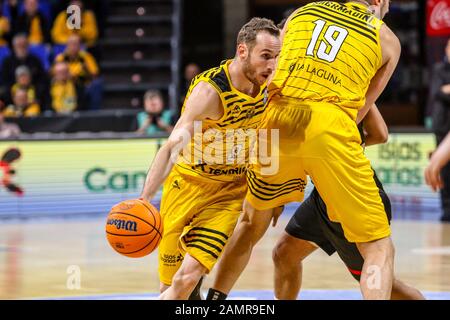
[303,109,394,299]
[391,279,425,300]
[272,233,317,299]
[272,189,335,300]
[207,100,309,299]
[320,211,424,300]
[160,283,170,294]
[188,276,204,300]
[159,254,207,300]
[209,201,278,297]
[338,246,424,300]
[157,169,207,298]
[186,181,247,300]
[356,237,394,299]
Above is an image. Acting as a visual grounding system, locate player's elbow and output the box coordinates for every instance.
[371,131,389,145]
[378,130,389,144]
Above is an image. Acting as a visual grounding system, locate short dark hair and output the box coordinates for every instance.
[144,89,163,101]
[237,17,279,49]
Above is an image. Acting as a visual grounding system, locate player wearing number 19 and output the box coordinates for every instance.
[210,0,401,300]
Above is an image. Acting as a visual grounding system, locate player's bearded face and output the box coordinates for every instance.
[242,34,280,86]
[243,50,260,86]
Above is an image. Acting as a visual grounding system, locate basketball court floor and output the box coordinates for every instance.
[1,204,450,300]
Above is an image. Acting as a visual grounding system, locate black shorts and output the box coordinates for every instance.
[285,172,391,281]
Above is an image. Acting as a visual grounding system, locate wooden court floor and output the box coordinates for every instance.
[1,215,450,299]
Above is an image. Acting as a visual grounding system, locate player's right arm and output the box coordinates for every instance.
[140,82,222,202]
[425,132,450,192]
[356,24,401,124]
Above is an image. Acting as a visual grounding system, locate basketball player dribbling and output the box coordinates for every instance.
[209,0,403,300]
[272,104,425,300]
[140,18,281,300]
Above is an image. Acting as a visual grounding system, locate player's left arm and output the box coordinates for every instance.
[356,24,401,124]
[425,132,450,192]
[362,104,388,146]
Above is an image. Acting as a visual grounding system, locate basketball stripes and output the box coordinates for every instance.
[291,6,378,45]
[185,244,219,259]
[210,68,231,93]
[309,3,376,31]
[247,170,307,201]
[185,227,229,259]
[217,108,265,128]
[220,98,265,123]
[178,59,267,182]
[285,75,342,96]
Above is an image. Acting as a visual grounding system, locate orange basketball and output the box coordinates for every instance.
[106,199,163,258]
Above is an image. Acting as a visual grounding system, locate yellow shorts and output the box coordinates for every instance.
[247,97,391,243]
[158,168,246,286]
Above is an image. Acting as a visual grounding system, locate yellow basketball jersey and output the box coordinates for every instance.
[270,1,384,120]
[176,60,267,182]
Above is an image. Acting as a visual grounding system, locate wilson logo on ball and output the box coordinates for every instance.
[107,219,138,232]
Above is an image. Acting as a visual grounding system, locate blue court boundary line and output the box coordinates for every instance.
[38,289,450,300]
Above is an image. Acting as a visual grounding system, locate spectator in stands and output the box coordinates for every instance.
[184,63,201,86]
[0,5,10,47]
[13,0,51,45]
[179,63,201,116]
[52,0,98,48]
[0,102,21,139]
[428,38,450,222]
[11,65,39,109]
[1,33,47,105]
[137,90,173,135]
[182,63,201,97]
[54,34,102,110]
[3,87,40,117]
[50,61,78,114]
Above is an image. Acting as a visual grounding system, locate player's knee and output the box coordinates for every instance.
[240,208,273,241]
[272,242,289,267]
[238,219,267,243]
[172,270,202,292]
[273,238,307,267]
[380,238,395,259]
[388,241,395,258]
[359,237,395,260]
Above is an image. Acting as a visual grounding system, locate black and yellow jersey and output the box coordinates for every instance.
[270,1,385,120]
[176,60,267,182]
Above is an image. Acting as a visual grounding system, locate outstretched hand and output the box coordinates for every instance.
[424,157,444,192]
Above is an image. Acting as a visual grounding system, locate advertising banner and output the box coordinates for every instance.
[365,133,438,213]
[0,139,164,218]
[427,0,450,36]
[0,134,440,219]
